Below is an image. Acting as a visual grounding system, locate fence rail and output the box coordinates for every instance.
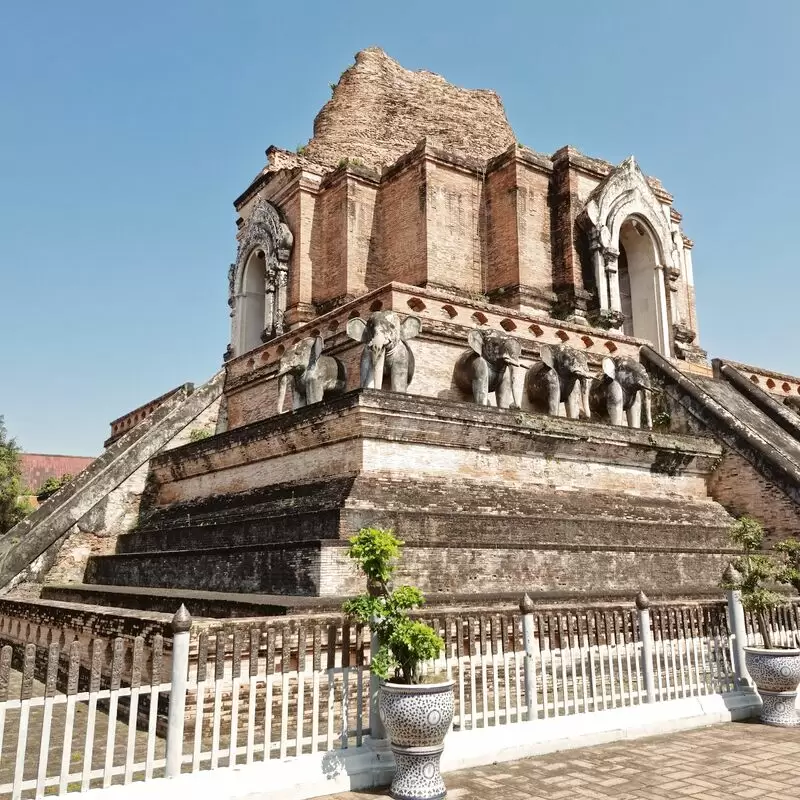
[0,594,798,798]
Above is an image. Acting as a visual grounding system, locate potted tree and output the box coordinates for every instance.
[722,516,800,726]
[343,527,452,800]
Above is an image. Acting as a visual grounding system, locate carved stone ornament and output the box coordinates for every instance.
[580,157,675,269]
[230,198,293,302]
[673,323,697,345]
[588,308,624,331]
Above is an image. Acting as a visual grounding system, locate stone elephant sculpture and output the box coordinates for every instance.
[276,335,346,413]
[524,344,592,419]
[453,330,523,409]
[346,311,422,392]
[591,356,653,429]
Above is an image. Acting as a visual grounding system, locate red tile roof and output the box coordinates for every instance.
[19,453,95,493]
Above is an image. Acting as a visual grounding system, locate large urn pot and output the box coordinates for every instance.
[378,680,455,800]
[744,647,800,727]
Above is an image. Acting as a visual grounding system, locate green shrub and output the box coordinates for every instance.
[0,417,32,533]
[722,516,786,649]
[36,473,73,501]
[343,527,443,684]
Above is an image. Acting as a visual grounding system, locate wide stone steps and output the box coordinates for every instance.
[38,583,339,618]
[40,581,725,619]
[116,476,733,555]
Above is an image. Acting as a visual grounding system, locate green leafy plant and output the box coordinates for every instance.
[337,156,364,169]
[343,527,443,684]
[296,144,308,156]
[774,537,800,595]
[722,516,785,649]
[188,428,212,443]
[0,417,32,533]
[36,473,72,501]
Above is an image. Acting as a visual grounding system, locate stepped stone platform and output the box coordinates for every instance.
[62,389,736,602]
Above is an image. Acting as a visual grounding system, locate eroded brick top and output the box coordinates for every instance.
[302,47,516,169]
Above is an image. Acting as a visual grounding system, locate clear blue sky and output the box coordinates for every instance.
[1,1,798,455]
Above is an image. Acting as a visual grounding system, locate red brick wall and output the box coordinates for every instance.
[516,161,553,294]
[19,454,95,493]
[376,161,427,287]
[485,158,519,292]
[425,163,483,292]
[707,449,800,545]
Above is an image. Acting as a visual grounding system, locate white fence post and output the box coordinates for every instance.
[636,590,656,703]
[369,626,386,740]
[520,594,536,721]
[723,563,751,689]
[166,604,192,778]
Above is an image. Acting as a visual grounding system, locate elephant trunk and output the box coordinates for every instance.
[642,386,653,429]
[277,373,289,414]
[502,354,523,409]
[370,347,385,390]
[580,376,592,419]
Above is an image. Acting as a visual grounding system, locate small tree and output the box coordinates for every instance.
[343,527,443,684]
[36,473,72,501]
[722,516,785,649]
[774,537,800,595]
[0,417,31,534]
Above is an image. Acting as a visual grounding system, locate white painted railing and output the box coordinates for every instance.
[0,594,796,797]
[0,636,170,799]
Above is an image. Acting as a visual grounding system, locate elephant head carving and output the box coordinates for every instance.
[276,335,346,413]
[454,330,523,409]
[591,356,653,429]
[524,344,592,419]
[346,311,422,392]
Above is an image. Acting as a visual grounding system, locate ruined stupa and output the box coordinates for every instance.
[3,49,800,618]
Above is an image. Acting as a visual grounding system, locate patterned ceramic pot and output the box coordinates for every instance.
[744,647,800,727]
[379,680,455,800]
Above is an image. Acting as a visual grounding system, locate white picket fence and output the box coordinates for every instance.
[0,594,795,798]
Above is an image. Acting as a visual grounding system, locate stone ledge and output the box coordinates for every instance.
[151,389,722,487]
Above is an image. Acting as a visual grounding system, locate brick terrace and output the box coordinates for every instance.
[325,722,800,800]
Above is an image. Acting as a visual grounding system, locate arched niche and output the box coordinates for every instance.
[618,217,665,349]
[227,198,293,359]
[240,249,267,353]
[579,157,673,355]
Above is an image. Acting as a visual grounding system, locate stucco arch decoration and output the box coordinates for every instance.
[227,198,294,358]
[578,157,673,354]
[583,156,673,264]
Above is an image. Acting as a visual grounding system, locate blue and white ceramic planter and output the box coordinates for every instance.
[378,680,455,800]
[744,647,800,727]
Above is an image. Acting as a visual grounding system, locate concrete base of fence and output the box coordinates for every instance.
[80,691,761,800]
[439,689,761,775]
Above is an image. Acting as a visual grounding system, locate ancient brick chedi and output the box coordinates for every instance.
[5,49,800,616]
[227,47,702,366]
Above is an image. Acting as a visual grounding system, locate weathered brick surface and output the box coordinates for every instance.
[425,160,483,293]
[708,448,800,544]
[223,283,657,430]
[81,391,737,597]
[375,156,428,288]
[304,48,515,170]
[150,390,721,504]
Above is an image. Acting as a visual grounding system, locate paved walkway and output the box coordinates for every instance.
[325,721,800,800]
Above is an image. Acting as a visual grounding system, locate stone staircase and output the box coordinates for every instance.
[39,390,740,611]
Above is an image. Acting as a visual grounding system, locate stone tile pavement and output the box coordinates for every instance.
[324,721,800,799]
